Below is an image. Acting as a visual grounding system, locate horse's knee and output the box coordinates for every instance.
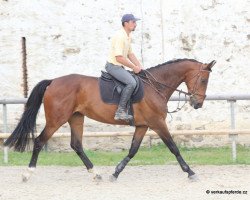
[128,149,138,159]
[70,141,82,152]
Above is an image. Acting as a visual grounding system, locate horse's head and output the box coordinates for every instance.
[185,60,216,109]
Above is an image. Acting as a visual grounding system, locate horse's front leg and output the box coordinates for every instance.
[150,120,198,180]
[110,126,148,181]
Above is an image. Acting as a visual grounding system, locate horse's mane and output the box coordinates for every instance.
[147,58,201,70]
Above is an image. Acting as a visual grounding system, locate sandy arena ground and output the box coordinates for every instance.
[0,165,249,200]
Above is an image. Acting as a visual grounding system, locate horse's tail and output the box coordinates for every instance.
[4,79,53,152]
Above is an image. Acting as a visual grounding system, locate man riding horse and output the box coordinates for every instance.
[4,12,216,182]
[105,14,142,121]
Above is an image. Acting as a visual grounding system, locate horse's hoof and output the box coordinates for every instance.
[188,174,199,182]
[109,175,117,182]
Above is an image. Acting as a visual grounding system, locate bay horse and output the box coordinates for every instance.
[4,58,216,182]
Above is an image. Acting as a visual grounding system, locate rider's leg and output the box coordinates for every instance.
[105,62,136,120]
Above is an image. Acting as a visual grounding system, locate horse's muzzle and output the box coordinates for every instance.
[190,96,203,109]
[193,102,202,109]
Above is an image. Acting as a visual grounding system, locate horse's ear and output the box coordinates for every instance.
[206,60,216,71]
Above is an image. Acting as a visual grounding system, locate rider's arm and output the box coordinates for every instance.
[128,53,142,68]
[115,56,136,70]
[116,56,141,74]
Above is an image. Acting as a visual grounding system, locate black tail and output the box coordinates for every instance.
[4,80,52,152]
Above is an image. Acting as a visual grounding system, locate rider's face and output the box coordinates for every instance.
[125,20,137,31]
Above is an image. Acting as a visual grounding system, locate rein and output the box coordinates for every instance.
[138,70,189,113]
[137,64,209,113]
[139,70,191,96]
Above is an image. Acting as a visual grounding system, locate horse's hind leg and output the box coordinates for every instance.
[68,113,101,181]
[150,120,197,180]
[22,124,61,182]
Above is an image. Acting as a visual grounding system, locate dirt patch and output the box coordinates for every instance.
[0,165,249,200]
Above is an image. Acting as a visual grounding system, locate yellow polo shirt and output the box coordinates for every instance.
[108,28,133,66]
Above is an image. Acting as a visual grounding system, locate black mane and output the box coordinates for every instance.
[148,58,201,70]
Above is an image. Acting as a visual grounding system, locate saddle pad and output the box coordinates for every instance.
[98,75,144,105]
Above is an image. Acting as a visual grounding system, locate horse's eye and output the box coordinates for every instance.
[201,79,207,84]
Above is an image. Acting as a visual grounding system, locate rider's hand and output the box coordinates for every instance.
[133,65,142,74]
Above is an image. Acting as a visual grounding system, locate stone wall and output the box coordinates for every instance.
[0,0,250,149]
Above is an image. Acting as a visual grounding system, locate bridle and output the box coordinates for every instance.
[137,63,210,113]
[185,64,210,100]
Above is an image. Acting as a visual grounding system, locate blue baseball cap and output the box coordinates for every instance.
[121,14,140,22]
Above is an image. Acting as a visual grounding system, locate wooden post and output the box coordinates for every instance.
[22,37,28,98]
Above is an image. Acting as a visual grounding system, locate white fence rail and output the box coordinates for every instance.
[1,93,250,164]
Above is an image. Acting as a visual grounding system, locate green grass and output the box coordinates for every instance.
[0,144,250,166]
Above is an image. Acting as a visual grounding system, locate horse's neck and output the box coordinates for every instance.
[149,63,189,100]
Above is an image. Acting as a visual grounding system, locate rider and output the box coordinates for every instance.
[105,14,142,121]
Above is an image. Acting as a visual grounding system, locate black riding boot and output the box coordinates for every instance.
[114,85,135,121]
